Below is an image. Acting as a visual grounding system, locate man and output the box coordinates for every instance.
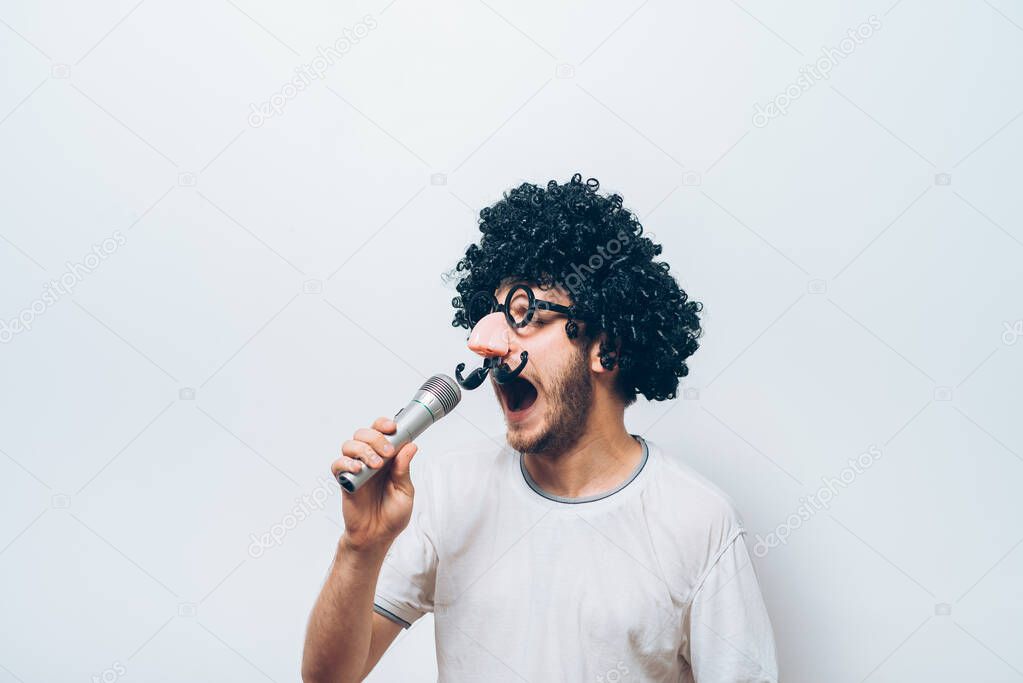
[302,174,778,682]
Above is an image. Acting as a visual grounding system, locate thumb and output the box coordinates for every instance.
[390,442,418,489]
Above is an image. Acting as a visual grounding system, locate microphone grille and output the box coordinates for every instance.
[419,374,461,414]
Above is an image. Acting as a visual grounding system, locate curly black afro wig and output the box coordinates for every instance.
[447,173,703,406]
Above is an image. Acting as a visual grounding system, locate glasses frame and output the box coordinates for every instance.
[466,284,581,330]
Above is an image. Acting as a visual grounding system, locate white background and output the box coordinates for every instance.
[2,1,1022,681]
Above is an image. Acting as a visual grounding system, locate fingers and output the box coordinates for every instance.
[353,426,397,461]
[333,418,402,484]
[390,442,418,482]
[331,454,366,479]
[340,439,384,470]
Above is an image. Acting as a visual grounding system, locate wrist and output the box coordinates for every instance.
[338,533,391,559]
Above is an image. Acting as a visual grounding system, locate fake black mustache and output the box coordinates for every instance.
[455,351,528,390]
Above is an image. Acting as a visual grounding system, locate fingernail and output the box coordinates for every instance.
[373,456,383,466]
[383,444,394,455]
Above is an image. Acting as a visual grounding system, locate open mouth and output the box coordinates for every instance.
[500,375,539,413]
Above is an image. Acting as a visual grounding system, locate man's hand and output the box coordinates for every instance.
[332,416,420,551]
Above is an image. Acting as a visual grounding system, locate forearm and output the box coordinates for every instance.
[302,535,390,683]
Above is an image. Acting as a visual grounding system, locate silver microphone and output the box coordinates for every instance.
[337,374,462,493]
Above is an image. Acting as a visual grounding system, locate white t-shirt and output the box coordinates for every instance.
[372,434,778,682]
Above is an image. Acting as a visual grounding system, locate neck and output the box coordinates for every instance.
[522,395,642,499]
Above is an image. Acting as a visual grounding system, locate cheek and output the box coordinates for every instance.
[529,339,578,378]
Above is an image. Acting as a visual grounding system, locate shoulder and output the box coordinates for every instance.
[640,440,747,584]
[645,440,744,536]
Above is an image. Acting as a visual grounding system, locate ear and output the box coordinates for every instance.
[588,333,622,374]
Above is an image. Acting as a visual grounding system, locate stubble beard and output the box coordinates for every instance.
[507,344,593,458]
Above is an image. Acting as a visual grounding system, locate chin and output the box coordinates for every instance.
[506,405,580,456]
[504,400,550,452]
[505,415,548,453]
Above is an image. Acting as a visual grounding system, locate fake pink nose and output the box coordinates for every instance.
[467,311,510,358]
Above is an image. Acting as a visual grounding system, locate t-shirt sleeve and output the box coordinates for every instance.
[372,469,439,629]
[681,531,778,683]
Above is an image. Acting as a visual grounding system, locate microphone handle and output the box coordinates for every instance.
[337,401,433,493]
